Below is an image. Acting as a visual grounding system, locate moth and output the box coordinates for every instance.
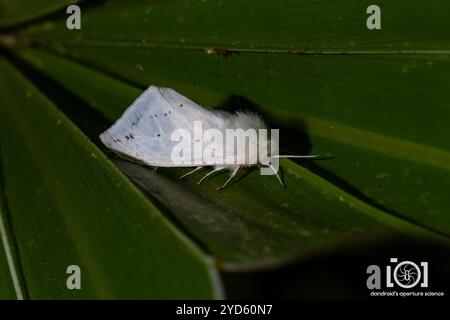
[100,86,319,190]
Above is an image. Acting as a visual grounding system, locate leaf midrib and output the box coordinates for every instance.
[16,37,450,55]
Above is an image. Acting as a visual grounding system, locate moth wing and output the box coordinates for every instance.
[159,87,232,165]
[158,87,225,129]
[100,86,226,167]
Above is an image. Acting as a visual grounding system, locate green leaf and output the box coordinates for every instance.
[0,57,221,299]
[18,45,450,236]
[21,0,450,51]
[0,253,14,299]
[0,0,74,28]
[0,212,18,299]
[0,150,24,300]
[2,0,450,298]
[15,48,449,267]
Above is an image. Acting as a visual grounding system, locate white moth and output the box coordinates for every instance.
[100,86,318,190]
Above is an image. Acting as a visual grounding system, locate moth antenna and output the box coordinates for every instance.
[272,155,321,159]
[269,165,284,188]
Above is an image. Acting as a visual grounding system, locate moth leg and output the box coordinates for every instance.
[198,167,226,185]
[177,166,203,180]
[217,166,241,191]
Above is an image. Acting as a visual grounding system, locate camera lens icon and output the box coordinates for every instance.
[393,261,421,288]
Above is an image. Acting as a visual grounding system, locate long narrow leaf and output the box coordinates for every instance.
[0,57,221,299]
